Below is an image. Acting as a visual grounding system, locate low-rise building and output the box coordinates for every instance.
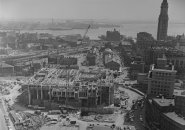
[145,98,175,129]
[48,55,77,66]
[161,112,185,130]
[175,91,185,117]
[0,62,14,76]
[105,60,120,71]
[130,61,145,79]
[86,53,96,66]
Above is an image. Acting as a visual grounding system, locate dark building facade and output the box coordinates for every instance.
[160,112,185,130]
[105,61,120,71]
[130,61,145,79]
[106,29,121,41]
[48,55,77,66]
[86,53,96,66]
[157,0,169,41]
[0,62,14,76]
[145,98,174,129]
[175,93,185,117]
[137,32,155,50]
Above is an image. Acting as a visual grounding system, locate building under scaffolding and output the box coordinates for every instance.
[23,67,114,109]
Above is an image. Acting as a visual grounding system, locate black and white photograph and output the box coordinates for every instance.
[0,0,185,130]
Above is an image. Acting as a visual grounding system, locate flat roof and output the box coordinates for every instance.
[174,90,185,96]
[152,69,176,73]
[153,98,174,107]
[164,112,185,126]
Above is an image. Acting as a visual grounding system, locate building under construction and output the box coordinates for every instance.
[23,67,114,109]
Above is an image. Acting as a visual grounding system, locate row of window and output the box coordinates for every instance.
[154,78,174,81]
[170,60,185,66]
[151,81,172,85]
[150,91,169,96]
[151,88,169,92]
[52,91,75,97]
[152,85,172,89]
[155,72,172,76]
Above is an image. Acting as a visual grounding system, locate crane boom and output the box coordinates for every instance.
[81,25,90,44]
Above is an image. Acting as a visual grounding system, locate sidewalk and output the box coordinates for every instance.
[2,98,15,130]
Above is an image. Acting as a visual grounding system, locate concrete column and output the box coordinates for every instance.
[28,85,31,105]
[58,92,59,101]
[41,85,43,100]
[37,86,39,99]
[12,67,14,76]
[49,86,51,100]
[109,86,110,105]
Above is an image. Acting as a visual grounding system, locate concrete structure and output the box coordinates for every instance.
[137,73,148,85]
[103,48,121,71]
[24,68,114,108]
[0,62,14,76]
[144,46,185,79]
[137,32,155,50]
[157,0,169,41]
[105,60,120,71]
[130,61,145,79]
[145,98,174,129]
[86,53,96,66]
[175,34,185,53]
[86,48,98,66]
[160,112,185,130]
[175,91,185,117]
[103,48,113,65]
[48,55,77,66]
[168,55,185,69]
[147,56,177,98]
[106,28,121,41]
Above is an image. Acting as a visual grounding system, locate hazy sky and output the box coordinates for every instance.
[0,0,185,22]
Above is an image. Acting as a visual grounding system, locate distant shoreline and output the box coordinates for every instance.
[0,26,120,31]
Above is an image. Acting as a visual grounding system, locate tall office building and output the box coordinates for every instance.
[147,55,177,98]
[157,0,169,41]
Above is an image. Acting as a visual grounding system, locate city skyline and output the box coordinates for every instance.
[0,0,185,23]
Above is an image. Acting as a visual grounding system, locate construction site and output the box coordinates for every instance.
[0,24,142,130]
[23,67,114,109]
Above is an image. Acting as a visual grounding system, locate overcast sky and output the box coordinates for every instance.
[0,0,185,22]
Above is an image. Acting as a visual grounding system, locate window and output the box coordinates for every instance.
[180,61,183,65]
[171,60,174,65]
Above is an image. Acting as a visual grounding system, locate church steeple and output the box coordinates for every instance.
[157,0,169,41]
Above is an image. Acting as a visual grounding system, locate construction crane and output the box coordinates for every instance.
[78,24,90,45]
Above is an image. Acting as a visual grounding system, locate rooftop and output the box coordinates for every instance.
[0,62,14,68]
[152,68,176,73]
[153,98,174,107]
[174,90,185,97]
[25,67,112,88]
[164,112,185,126]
